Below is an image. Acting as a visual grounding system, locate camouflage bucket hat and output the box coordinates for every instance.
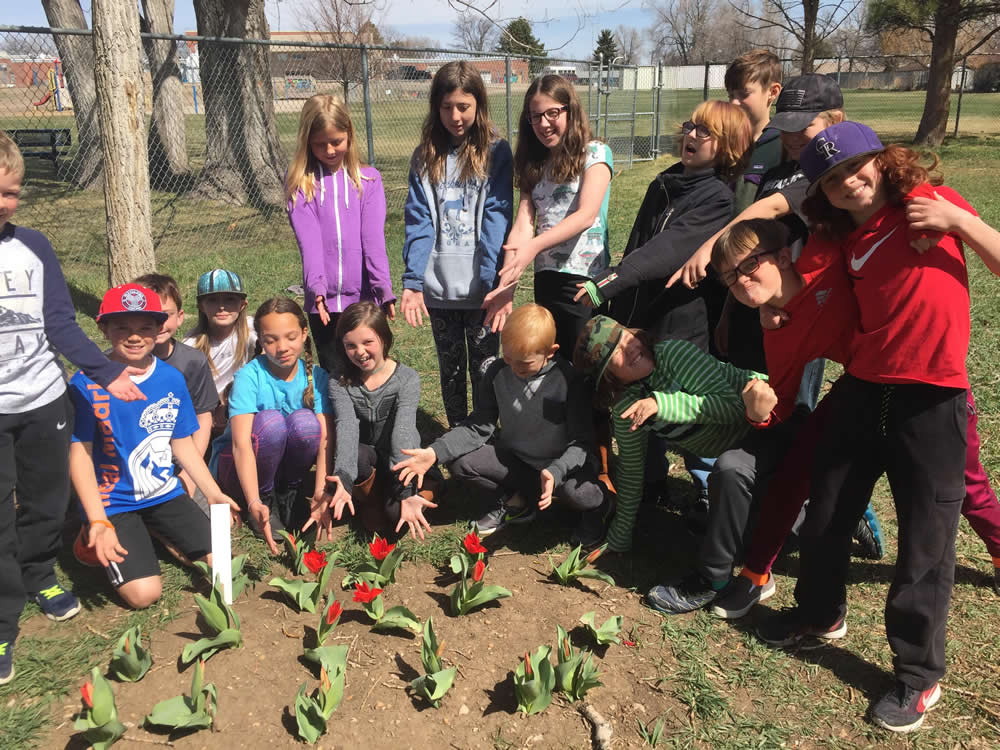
[575,315,625,388]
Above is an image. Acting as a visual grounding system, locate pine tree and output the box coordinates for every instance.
[593,29,618,64]
[497,17,547,74]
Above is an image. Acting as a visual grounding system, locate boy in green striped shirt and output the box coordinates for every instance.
[574,315,772,555]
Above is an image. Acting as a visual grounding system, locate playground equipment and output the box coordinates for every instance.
[32,65,63,111]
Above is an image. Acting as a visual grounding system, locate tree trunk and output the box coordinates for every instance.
[40,0,103,188]
[92,0,155,284]
[800,0,819,74]
[914,0,960,146]
[140,0,191,188]
[192,0,286,208]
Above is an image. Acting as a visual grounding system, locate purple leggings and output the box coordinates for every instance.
[217,409,321,499]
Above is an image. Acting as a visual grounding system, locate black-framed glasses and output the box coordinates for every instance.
[720,250,778,286]
[529,106,567,125]
[681,120,712,139]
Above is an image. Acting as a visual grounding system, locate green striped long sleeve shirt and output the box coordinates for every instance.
[606,339,767,552]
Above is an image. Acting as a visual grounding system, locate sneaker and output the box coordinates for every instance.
[853,504,885,560]
[872,681,941,733]
[709,574,776,619]
[757,607,847,648]
[646,573,718,615]
[0,641,12,685]
[72,527,102,568]
[475,495,536,537]
[34,584,81,622]
[571,500,610,550]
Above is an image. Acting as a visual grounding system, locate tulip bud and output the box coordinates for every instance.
[585,547,603,564]
[524,652,532,678]
[81,682,94,709]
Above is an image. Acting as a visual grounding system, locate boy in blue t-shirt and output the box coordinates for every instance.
[69,284,241,611]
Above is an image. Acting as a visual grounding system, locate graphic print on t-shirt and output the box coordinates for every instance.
[127,392,182,501]
[0,261,43,372]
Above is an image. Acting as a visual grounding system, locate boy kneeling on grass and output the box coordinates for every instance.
[70,284,241,610]
[394,303,609,546]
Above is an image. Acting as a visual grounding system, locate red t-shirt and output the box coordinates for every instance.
[763,241,857,422]
[842,183,971,388]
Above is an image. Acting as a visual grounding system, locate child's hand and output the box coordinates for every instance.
[759,303,790,330]
[382,301,397,321]
[400,289,430,327]
[620,397,658,431]
[325,475,355,520]
[247,500,279,554]
[494,239,534,292]
[482,286,514,332]
[88,522,128,567]
[106,368,147,402]
[572,283,595,307]
[539,469,555,510]
[302,492,334,543]
[742,378,777,423]
[315,296,331,326]
[392,447,437,489]
[905,191,960,252]
[667,243,713,289]
[395,493,438,541]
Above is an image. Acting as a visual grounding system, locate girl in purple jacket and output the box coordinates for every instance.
[286,94,396,373]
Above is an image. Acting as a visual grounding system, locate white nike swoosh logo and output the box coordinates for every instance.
[850,226,898,272]
[56,421,67,430]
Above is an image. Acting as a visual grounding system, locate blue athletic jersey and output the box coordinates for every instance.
[70,358,199,515]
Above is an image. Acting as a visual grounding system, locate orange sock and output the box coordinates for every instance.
[991,555,1000,569]
[740,568,769,587]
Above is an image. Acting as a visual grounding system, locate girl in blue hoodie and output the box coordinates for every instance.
[401,61,513,427]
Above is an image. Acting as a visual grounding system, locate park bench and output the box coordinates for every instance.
[8,128,72,166]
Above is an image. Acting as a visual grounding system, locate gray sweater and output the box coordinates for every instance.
[328,362,421,493]
[431,357,593,486]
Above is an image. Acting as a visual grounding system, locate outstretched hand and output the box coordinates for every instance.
[107,368,147,402]
[392,447,437,489]
[395,493,438,541]
[620,397,657,432]
[538,469,555,510]
[247,501,279,554]
[324,475,355,520]
[667,243,713,289]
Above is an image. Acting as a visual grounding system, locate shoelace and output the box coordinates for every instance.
[38,585,66,600]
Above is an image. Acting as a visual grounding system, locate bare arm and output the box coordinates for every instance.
[906,191,1000,276]
[69,441,127,565]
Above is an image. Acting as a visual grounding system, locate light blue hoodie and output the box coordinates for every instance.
[401,139,513,309]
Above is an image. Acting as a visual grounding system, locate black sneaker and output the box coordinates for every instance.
[872,681,940,733]
[34,584,81,622]
[275,486,300,529]
[709,574,776,619]
[646,572,718,615]
[852,505,885,560]
[757,607,847,648]
[474,495,536,537]
[571,500,609,550]
[0,641,12,685]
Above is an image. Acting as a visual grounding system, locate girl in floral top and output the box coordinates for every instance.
[484,74,612,355]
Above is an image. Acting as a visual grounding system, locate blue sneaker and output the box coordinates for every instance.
[853,504,885,560]
[0,641,12,685]
[646,573,717,614]
[34,584,81,622]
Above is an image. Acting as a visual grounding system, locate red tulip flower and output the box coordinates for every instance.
[81,681,94,708]
[369,536,395,561]
[325,600,343,625]
[463,532,486,556]
[472,559,486,582]
[352,581,383,603]
[303,550,327,575]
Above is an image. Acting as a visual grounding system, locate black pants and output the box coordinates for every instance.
[308,311,343,375]
[796,375,966,689]
[0,394,73,642]
[428,307,500,428]
[450,443,604,512]
[533,270,594,359]
[355,443,417,533]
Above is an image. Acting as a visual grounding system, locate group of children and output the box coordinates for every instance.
[2,50,999,734]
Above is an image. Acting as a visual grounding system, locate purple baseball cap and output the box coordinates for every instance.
[800,121,885,196]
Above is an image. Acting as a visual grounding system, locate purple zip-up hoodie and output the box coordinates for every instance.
[287,164,396,315]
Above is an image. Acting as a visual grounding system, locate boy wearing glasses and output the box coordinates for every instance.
[646,217,856,614]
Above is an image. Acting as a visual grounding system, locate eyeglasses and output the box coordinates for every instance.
[529,106,567,125]
[720,250,778,286]
[681,121,712,139]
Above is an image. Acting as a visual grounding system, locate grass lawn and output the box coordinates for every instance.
[2,132,1000,747]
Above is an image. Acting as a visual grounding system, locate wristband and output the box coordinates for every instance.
[91,519,115,530]
[247,497,262,507]
[745,410,774,428]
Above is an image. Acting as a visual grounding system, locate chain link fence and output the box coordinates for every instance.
[2,25,999,266]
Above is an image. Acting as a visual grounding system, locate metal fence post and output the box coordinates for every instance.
[629,64,637,168]
[954,57,968,138]
[505,55,512,140]
[653,64,662,159]
[836,57,842,86]
[596,53,603,138]
[703,61,710,101]
[361,44,375,166]
[587,61,593,125]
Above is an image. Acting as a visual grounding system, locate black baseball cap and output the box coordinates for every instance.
[769,74,844,133]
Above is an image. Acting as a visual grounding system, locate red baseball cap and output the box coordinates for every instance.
[96,283,168,323]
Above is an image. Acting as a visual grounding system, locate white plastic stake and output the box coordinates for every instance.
[210,504,233,604]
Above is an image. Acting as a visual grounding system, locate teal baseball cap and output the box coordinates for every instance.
[196,269,247,298]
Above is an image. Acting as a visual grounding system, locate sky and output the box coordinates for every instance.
[7,0,653,63]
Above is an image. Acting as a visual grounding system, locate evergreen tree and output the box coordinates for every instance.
[593,29,618,63]
[497,17,547,74]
